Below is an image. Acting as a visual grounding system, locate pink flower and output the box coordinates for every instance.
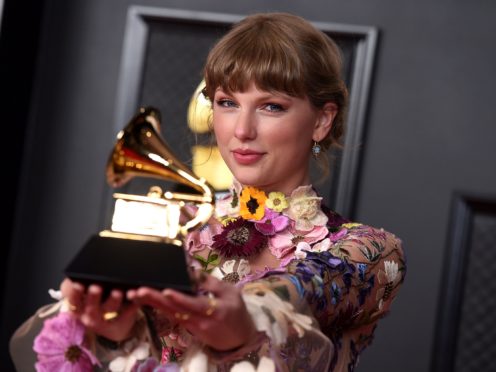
[329,228,348,242]
[254,208,290,236]
[269,222,329,260]
[184,222,223,254]
[161,346,183,364]
[33,312,100,372]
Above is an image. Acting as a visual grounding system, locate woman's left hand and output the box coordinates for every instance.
[127,274,257,351]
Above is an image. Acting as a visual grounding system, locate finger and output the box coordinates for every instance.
[102,289,124,313]
[162,289,215,317]
[84,284,104,317]
[129,287,178,319]
[65,281,85,313]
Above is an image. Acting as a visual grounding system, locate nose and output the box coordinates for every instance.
[234,109,256,140]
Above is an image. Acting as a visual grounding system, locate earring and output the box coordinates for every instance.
[312,141,322,157]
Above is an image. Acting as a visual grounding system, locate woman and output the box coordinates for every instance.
[11,12,405,371]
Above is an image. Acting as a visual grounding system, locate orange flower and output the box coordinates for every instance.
[240,187,267,220]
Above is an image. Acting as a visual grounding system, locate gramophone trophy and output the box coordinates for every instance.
[64,107,215,294]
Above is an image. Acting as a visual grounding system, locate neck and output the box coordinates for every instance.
[237,174,312,196]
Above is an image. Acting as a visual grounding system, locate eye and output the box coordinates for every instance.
[263,103,286,112]
[215,99,237,108]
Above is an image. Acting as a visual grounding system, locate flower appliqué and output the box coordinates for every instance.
[284,185,328,231]
[266,191,288,212]
[240,186,267,220]
[212,218,267,258]
[33,312,100,371]
[212,185,332,262]
[211,259,251,283]
[376,260,401,309]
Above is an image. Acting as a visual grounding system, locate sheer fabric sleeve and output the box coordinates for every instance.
[215,225,406,371]
[9,299,161,372]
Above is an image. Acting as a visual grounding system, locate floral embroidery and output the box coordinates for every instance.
[213,185,334,264]
[211,259,251,283]
[284,185,328,231]
[109,341,151,372]
[254,207,289,236]
[158,184,404,371]
[33,312,100,371]
[240,186,267,220]
[270,224,329,262]
[161,346,183,364]
[185,222,223,254]
[342,222,362,229]
[266,191,288,212]
[212,218,267,258]
[133,357,180,371]
[376,260,401,309]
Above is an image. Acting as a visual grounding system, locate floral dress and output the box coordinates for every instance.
[20,181,406,372]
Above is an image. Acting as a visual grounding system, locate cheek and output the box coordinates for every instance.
[213,124,232,160]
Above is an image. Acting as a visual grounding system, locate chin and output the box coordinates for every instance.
[230,171,262,188]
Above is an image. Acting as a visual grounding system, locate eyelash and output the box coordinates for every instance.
[215,99,286,112]
[215,99,237,108]
[263,103,286,112]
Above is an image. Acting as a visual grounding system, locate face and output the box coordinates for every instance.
[213,82,335,195]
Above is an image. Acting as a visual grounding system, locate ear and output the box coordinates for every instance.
[312,102,338,142]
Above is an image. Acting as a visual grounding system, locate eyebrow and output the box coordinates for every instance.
[214,89,293,102]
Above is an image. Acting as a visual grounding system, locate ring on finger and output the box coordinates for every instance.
[102,311,119,321]
[174,312,190,321]
[205,297,217,317]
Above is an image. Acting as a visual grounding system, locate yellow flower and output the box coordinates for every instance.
[266,192,288,212]
[240,187,267,220]
[342,222,362,229]
[220,216,238,226]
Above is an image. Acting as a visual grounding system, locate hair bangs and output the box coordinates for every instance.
[204,23,306,99]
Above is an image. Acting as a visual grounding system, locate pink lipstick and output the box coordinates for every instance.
[232,149,264,165]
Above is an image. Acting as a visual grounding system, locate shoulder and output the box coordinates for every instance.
[334,222,404,262]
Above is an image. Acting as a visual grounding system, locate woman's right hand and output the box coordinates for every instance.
[60,278,140,342]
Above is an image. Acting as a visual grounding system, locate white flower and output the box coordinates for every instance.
[376,260,401,308]
[109,341,150,372]
[230,356,275,372]
[294,238,331,260]
[48,289,63,301]
[384,260,399,282]
[284,185,328,231]
[211,259,250,283]
[215,180,242,219]
[243,290,313,346]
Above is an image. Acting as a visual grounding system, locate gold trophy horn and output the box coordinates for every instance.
[64,106,215,293]
[107,106,212,197]
[104,106,215,238]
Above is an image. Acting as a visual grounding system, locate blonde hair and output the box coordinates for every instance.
[203,12,348,172]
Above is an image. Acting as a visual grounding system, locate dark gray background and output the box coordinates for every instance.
[2,0,496,371]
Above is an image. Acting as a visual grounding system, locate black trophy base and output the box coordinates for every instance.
[64,234,194,295]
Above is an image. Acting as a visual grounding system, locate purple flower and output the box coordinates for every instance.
[254,208,289,235]
[33,312,100,372]
[133,357,181,372]
[329,228,348,242]
[323,206,349,231]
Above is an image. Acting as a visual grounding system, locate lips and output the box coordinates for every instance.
[232,148,265,165]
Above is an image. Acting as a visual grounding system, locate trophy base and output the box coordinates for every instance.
[64,234,194,295]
